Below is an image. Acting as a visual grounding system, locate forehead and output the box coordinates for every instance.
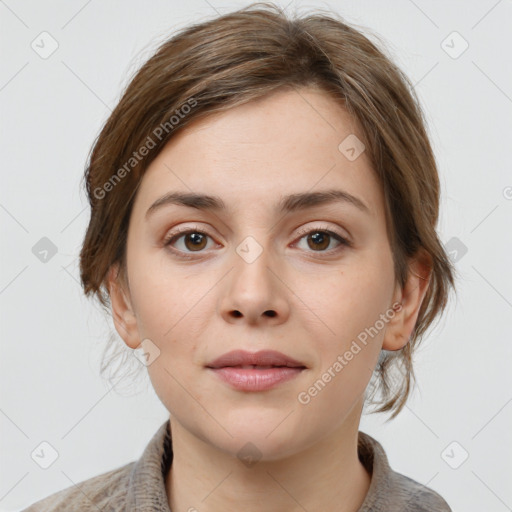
[131,87,384,221]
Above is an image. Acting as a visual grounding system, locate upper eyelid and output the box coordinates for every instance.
[165,222,346,237]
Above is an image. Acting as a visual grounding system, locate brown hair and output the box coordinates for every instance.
[79,2,457,419]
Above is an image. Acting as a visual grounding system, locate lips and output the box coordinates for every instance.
[205,349,307,369]
[206,349,307,392]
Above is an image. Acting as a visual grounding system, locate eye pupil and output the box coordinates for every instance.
[308,232,330,251]
[185,233,207,251]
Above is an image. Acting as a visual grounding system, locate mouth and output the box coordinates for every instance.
[207,365,306,391]
[205,350,307,392]
[208,364,306,369]
[205,349,307,370]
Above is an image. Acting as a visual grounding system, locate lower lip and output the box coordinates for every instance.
[207,367,305,391]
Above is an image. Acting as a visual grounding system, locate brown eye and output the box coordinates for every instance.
[163,227,214,257]
[305,231,331,251]
[293,226,350,254]
[181,232,208,251]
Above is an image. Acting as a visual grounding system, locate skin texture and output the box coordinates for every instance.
[108,86,431,512]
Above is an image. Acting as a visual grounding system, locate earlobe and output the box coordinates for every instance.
[382,250,432,351]
[107,263,141,350]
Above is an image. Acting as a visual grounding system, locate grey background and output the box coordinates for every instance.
[1,1,511,510]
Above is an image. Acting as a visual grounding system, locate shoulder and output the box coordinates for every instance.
[357,431,452,512]
[388,470,452,512]
[20,460,135,511]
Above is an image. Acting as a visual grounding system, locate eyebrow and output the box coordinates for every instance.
[145,188,371,219]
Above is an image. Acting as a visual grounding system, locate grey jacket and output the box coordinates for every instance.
[22,419,452,511]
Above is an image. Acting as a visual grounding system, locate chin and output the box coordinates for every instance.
[209,418,307,462]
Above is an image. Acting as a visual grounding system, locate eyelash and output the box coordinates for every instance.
[163,224,351,260]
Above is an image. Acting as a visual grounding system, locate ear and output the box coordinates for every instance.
[382,248,432,351]
[107,263,141,350]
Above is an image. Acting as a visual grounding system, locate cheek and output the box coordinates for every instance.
[301,261,393,343]
[296,274,387,429]
[296,260,393,402]
[129,268,213,397]
[128,257,198,340]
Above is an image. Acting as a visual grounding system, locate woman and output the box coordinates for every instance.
[23,2,456,510]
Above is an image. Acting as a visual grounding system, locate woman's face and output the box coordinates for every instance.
[111,86,412,460]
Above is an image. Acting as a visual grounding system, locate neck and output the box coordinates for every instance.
[165,405,371,512]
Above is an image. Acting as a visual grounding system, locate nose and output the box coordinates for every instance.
[219,240,290,326]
